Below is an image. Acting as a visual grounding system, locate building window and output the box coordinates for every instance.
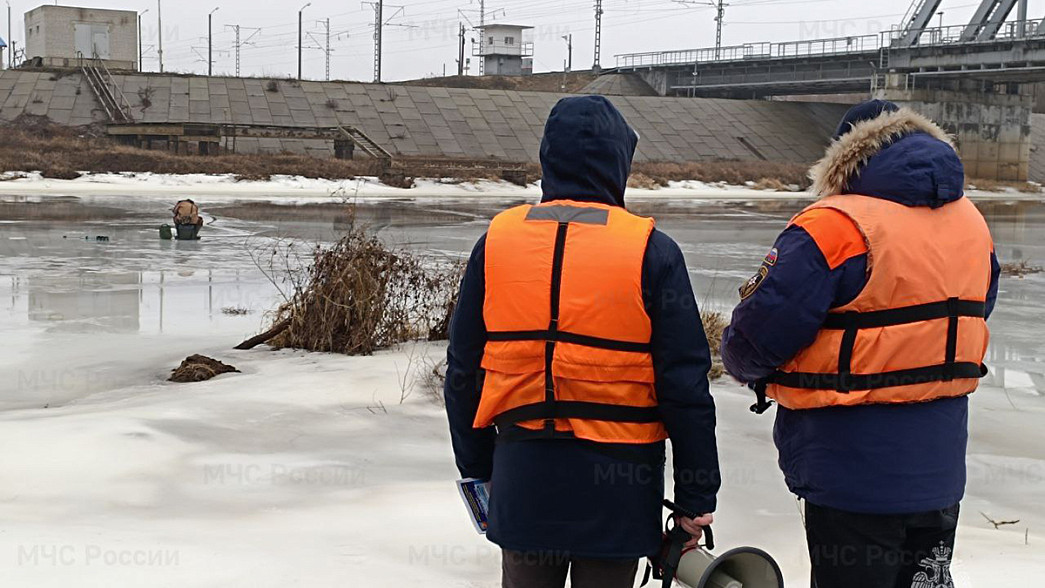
[505,36,514,45]
[489,36,494,45]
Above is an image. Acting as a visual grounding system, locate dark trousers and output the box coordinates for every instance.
[805,501,959,588]
[501,549,638,588]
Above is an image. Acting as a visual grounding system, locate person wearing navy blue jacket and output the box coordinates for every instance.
[445,96,720,588]
[722,100,1001,588]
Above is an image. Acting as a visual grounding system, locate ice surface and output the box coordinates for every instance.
[1,188,1042,586]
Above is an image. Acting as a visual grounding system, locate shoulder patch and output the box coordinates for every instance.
[792,208,868,270]
[739,265,769,300]
[764,247,779,266]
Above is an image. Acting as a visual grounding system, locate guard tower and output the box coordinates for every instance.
[476,23,533,76]
[24,5,138,70]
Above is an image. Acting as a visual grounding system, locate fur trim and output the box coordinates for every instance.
[808,108,955,198]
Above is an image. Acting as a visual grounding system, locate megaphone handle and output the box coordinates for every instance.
[701,525,715,551]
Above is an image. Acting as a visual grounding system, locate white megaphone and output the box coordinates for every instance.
[673,544,784,588]
[649,500,785,588]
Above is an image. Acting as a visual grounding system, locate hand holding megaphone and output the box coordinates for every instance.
[651,499,784,588]
[664,499,715,550]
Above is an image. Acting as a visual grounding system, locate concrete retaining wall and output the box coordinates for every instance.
[0,69,848,165]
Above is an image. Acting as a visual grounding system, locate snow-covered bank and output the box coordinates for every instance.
[1,171,1039,202]
[0,342,1041,587]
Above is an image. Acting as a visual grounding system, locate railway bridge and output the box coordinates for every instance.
[616,0,1045,180]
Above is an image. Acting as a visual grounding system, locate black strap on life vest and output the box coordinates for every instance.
[486,205,660,434]
[769,298,988,393]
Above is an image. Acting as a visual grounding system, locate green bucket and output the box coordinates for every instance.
[160,224,173,240]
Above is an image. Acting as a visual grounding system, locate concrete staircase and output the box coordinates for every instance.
[338,125,392,162]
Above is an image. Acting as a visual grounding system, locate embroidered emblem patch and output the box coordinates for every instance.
[910,542,953,588]
[739,265,769,300]
[764,247,779,266]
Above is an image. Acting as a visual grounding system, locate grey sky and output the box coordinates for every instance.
[5,0,1044,81]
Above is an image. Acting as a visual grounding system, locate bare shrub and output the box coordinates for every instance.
[265,80,279,93]
[632,160,811,189]
[701,310,727,380]
[752,177,791,191]
[137,85,155,110]
[967,178,1042,194]
[325,98,338,110]
[627,172,661,190]
[378,171,414,189]
[261,212,462,356]
[1001,260,1043,278]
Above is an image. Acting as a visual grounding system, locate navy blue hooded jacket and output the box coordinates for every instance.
[445,96,720,558]
[721,103,1001,514]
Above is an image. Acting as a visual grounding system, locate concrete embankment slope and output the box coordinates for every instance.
[0,69,847,163]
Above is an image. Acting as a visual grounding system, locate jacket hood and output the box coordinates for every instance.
[809,108,965,208]
[540,96,638,207]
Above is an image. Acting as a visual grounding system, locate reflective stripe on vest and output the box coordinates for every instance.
[476,200,667,444]
[767,194,993,410]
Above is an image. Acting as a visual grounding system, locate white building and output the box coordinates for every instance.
[24,5,138,70]
[477,23,533,76]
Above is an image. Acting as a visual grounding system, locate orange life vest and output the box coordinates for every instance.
[767,194,994,410]
[475,200,668,444]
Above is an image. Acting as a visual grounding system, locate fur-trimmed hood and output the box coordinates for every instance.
[809,108,964,207]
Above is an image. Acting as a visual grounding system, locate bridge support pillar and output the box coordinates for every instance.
[634,69,669,96]
[874,75,1033,181]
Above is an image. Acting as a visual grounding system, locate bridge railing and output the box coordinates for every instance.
[884,19,1045,47]
[618,18,1045,69]
[617,34,880,68]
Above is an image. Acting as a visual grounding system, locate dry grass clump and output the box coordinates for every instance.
[1000,259,1043,278]
[627,172,661,190]
[701,310,728,380]
[630,160,811,189]
[966,178,1042,194]
[751,177,793,191]
[262,215,462,356]
[169,355,240,382]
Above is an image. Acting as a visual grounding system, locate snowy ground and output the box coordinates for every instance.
[1,186,1043,587]
[0,345,1041,587]
[0,171,1040,203]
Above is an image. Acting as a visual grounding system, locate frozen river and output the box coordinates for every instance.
[3,194,1042,410]
[1,192,1043,587]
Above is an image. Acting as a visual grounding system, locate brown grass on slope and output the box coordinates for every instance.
[1,115,811,187]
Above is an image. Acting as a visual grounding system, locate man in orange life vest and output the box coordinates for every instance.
[444,96,720,587]
[722,100,1001,588]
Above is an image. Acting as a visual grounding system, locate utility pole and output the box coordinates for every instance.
[457,22,465,76]
[593,0,602,72]
[157,0,164,72]
[305,18,333,80]
[208,7,219,76]
[322,17,330,81]
[225,24,259,77]
[5,0,10,68]
[712,0,726,59]
[138,9,148,71]
[373,0,383,82]
[562,34,572,72]
[675,0,727,60]
[477,0,485,75]
[298,3,311,80]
